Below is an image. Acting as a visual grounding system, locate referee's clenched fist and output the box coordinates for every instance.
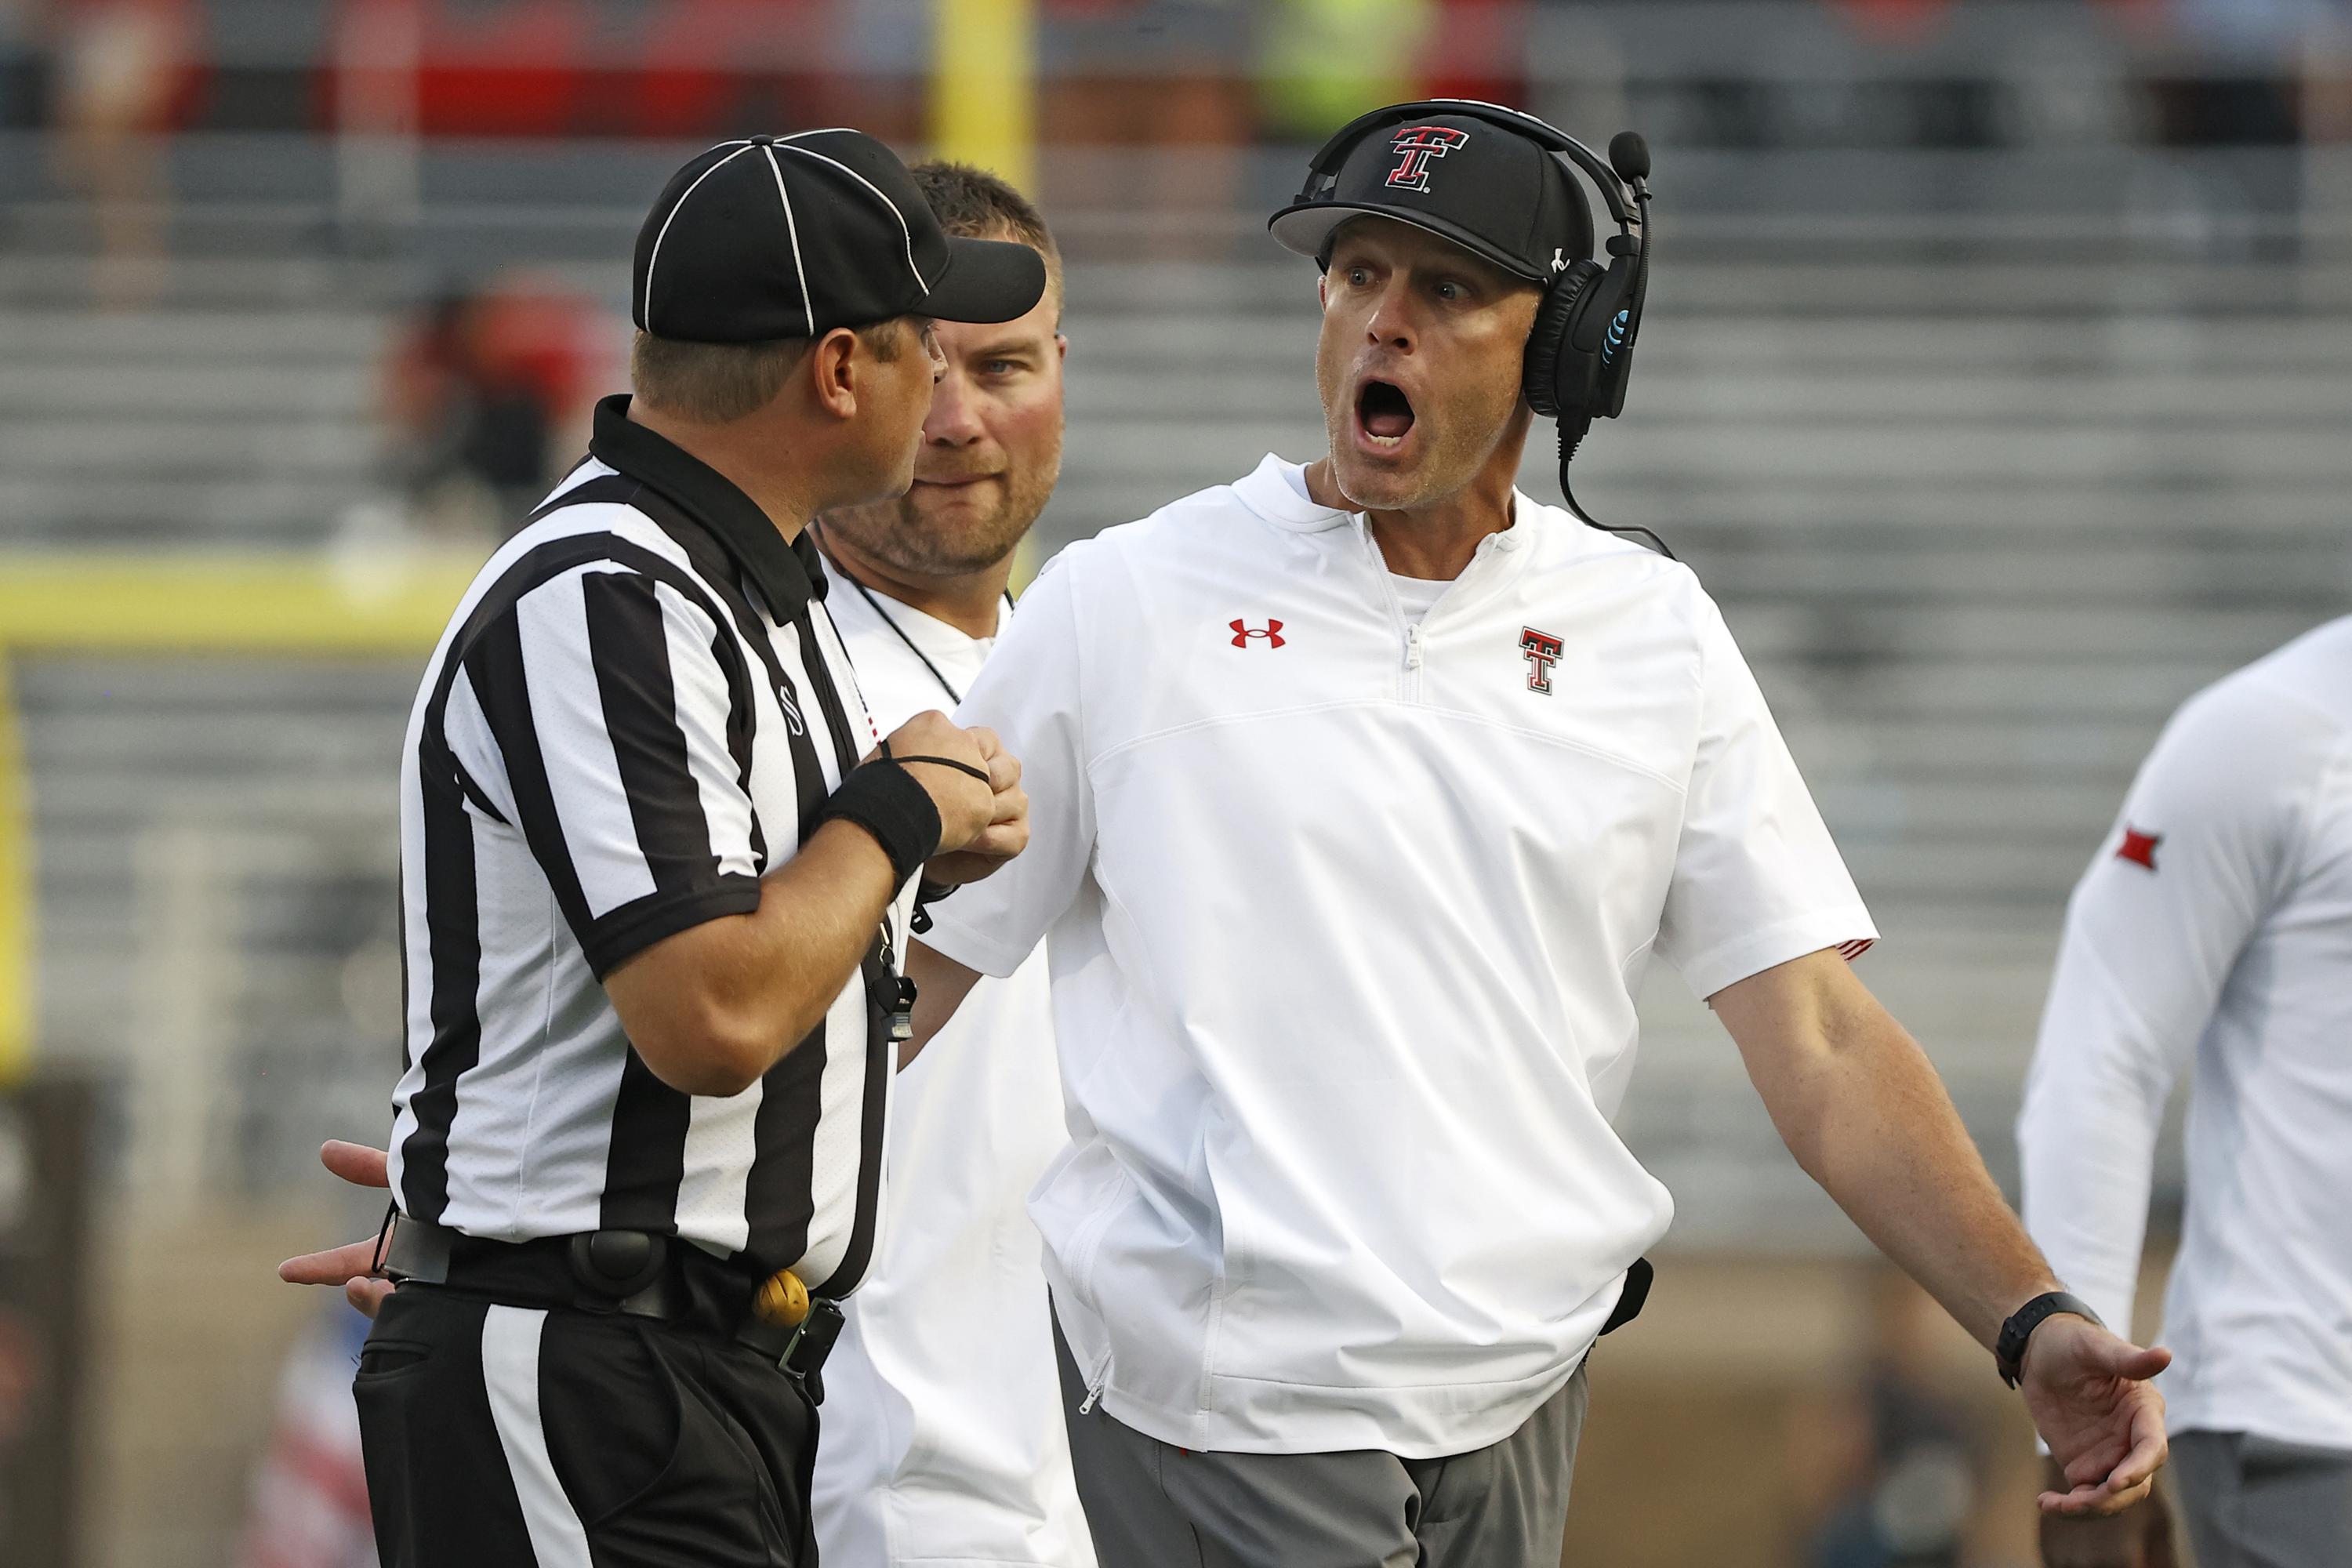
[292,130,1047,1568]
[881,710,1029,883]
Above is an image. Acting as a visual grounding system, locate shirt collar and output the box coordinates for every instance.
[1230,452,1535,557]
[588,394,828,616]
[1232,453,1353,532]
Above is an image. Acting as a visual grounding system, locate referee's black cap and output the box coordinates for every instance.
[633,130,1048,344]
[1269,111,1592,284]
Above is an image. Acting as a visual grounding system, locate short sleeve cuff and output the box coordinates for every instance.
[1673,906,1879,1002]
[916,901,1032,979]
[581,876,764,979]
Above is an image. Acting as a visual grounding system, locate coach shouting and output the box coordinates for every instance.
[343,132,1040,1567]
[903,100,2172,1564]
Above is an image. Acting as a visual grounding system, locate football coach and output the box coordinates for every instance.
[902,100,2172,1564]
[340,132,1040,1567]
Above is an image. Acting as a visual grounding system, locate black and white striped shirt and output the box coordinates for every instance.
[389,394,896,1294]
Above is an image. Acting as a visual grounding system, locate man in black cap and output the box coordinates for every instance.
[311,130,1045,1568]
[898,102,2171,1564]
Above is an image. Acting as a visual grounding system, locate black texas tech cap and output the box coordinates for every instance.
[1269,111,1592,283]
[633,129,1047,343]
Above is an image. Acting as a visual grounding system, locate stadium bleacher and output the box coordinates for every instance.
[6,7,2350,1560]
[9,186,2348,1247]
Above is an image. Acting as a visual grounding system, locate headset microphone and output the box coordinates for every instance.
[1608,131,1650,183]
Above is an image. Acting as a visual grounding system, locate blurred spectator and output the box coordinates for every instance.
[238,1301,376,1568]
[2147,0,2352,143]
[1828,0,1955,45]
[378,274,604,545]
[48,0,192,309]
[0,0,42,131]
[1423,0,1530,111]
[1795,1272,1985,1568]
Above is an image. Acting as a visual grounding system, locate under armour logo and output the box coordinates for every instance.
[1386,126,1469,194]
[1519,626,1563,694]
[1230,619,1286,648]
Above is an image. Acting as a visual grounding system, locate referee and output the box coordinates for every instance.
[347,132,1040,1566]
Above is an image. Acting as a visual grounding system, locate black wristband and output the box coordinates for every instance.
[813,760,942,889]
[1994,1290,2103,1388]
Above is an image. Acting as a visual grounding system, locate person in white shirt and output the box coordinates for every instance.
[903,100,2174,1566]
[2020,615,2352,1568]
[806,162,1096,1568]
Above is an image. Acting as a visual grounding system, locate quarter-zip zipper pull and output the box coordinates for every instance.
[1405,625,1425,670]
[1078,1369,1109,1414]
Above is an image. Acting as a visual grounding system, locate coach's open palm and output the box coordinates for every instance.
[2019,1314,2172,1516]
[278,1140,395,1317]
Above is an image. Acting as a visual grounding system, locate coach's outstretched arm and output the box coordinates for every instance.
[609,713,1023,1096]
[1711,949,2172,1519]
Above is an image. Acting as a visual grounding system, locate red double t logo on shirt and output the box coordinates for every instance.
[1520,627,1563,694]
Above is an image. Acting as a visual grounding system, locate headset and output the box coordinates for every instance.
[1293,99,1671,557]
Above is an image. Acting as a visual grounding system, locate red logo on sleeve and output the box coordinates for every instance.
[2116,826,2161,871]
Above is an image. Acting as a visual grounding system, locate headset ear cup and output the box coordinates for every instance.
[1523,260,1602,420]
[1599,252,1647,418]
[1595,299,1638,418]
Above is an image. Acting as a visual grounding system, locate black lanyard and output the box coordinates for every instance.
[813,523,1010,706]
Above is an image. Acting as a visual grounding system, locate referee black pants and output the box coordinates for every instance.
[355,1284,819,1567]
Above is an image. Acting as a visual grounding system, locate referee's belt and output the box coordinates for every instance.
[382,1218,846,1402]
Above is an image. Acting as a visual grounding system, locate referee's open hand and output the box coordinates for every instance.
[278,1139,396,1318]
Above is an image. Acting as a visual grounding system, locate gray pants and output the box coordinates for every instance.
[1052,1319,1588,1567]
[2172,1429,2352,1568]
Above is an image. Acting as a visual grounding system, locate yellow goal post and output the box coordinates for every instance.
[0,552,481,1082]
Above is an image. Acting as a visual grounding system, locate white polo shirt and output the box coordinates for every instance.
[921,455,1876,1458]
[811,581,1095,1567]
[2020,615,2352,1454]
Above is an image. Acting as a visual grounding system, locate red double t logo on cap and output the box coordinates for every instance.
[1386,126,1470,194]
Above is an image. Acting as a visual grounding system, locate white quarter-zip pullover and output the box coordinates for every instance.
[811,582,1096,1567]
[923,456,1876,1457]
[2020,615,2352,1454]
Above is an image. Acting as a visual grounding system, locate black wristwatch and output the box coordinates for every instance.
[1994,1290,2103,1388]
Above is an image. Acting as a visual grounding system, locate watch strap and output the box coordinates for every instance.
[1995,1290,2103,1388]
